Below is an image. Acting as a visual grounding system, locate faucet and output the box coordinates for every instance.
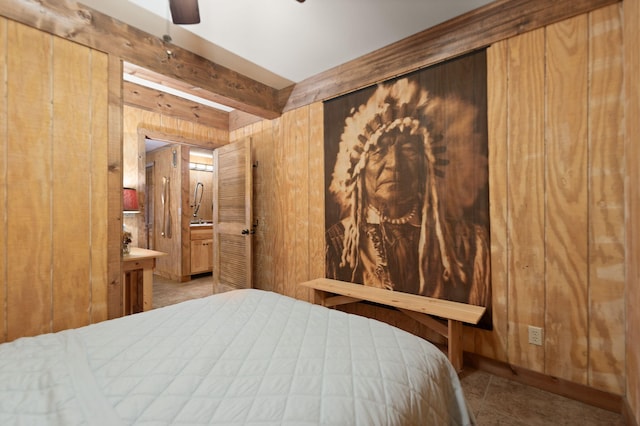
[190,182,204,222]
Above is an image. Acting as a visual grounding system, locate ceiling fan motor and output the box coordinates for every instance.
[169,0,305,26]
[169,0,200,25]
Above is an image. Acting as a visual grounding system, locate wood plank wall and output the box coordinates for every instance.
[0,17,6,344]
[0,19,109,341]
[491,4,625,393]
[231,4,626,396]
[0,1,634,419]
[624,0,640,422]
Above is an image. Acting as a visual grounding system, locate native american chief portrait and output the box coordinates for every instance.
[324,56,491,313]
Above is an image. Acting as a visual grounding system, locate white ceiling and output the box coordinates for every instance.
[79,0,494,90]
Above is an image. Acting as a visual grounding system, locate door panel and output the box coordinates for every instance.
[213,139,253,290]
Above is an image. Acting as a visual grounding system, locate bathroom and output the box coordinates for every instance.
[124,138,215,283]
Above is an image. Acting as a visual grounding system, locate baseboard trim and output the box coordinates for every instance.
[464,353,622,414]
[623,397,639,426]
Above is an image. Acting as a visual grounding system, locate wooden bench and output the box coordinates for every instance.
[300,278,486,372]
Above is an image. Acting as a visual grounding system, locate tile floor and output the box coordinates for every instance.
[152,274,625,425]
[459,368,624,425]
[153,273,213,309]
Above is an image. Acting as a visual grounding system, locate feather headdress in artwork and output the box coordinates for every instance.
[329,77,488,296]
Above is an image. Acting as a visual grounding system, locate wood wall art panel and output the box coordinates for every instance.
[233,4,626,397]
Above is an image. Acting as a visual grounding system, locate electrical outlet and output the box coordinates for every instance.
[528,326,543,346]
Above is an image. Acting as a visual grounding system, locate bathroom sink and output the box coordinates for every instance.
[190,221,213,227]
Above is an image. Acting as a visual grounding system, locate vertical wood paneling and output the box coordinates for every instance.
[232,5,627,396]
[122,106,142,248]
[175,117,194,138]
[6,21,52,339]
[293,106,310,300]
[139,110,162,134]
[271,117,285,296]
[206,127,226,148]
[0,17,6,342]
[587,4,625,394]
[545,15,589,384]
[90,50,109,323]
[506,28,546,371]
[159,115,179,136]
[624,0,640,421]
[259,120,276,291]
[282,111,297,298]
[1,22,112,335]
[107,54,123,320]
[308,102,325,285]
[123,107,140,189]
[480,40,509,362]
[52,37,91,331]
[191,122,210,142]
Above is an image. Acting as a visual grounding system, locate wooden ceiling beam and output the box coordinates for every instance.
[1,0,619,119]
[279,0,620,112]
[0,0,281,119]
[123,81,229,130]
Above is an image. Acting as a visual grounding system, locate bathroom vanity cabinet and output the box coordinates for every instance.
[190,225,213,274]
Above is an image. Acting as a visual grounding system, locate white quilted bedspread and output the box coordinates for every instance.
[0,289,473,425]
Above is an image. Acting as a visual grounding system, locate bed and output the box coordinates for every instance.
[0,289,474,425]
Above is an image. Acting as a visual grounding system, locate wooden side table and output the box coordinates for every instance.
[123,247,167,315]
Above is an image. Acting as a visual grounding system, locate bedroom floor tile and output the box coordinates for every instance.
[459,368,624,426]
[153,273,213,309]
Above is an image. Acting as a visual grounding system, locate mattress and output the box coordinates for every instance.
[0,289,474,425]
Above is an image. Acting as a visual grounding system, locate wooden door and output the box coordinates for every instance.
[150,145,183,280]
[212,139,253,291]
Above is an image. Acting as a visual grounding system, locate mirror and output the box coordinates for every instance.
[188,148,214,224]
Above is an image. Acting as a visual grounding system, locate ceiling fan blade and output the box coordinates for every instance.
[169,0,200,25]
